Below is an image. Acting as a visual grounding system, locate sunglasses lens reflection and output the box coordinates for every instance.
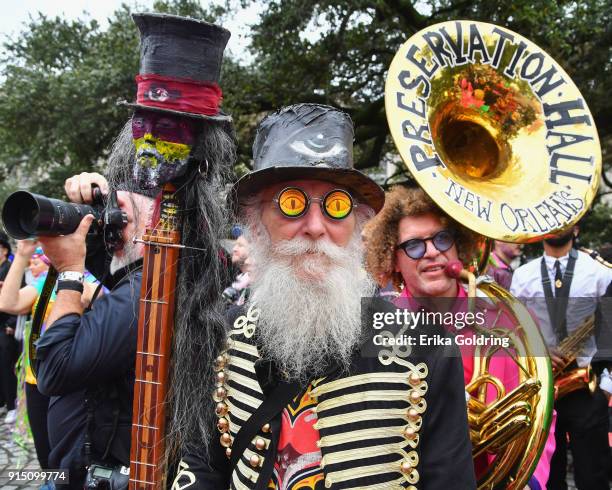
[278,188,308,217]
[324,190,353,219]
[433,231,454,251]
[400,230,455,259]
[405,241,426,259]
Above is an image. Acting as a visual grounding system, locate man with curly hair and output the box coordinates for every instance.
[364,185,555,489]
[365,185,479,298]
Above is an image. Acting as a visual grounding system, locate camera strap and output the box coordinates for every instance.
[83,390,96,467]
[84,257,111,313]
[84,384,122,466]
[29,265,58,380]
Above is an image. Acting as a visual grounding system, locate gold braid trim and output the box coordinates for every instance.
[310,371,419,397]
[314,407,424,431]
[314,388,427,414]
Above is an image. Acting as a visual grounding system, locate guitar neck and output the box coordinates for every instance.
[129,185,181,489]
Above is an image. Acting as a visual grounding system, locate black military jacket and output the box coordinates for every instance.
[173,302,476,489]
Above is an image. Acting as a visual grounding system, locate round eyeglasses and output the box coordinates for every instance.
[396,230,456,259]
[273,187,355,220]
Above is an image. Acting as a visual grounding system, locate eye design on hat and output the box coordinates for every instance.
[149,87,169,102]
[145,85,180,103]
[290,134,344,159]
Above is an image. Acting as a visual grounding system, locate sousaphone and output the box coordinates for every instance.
[384,20,601,489]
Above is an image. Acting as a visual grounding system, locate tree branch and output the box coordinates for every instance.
[602,170,612,189]
[355,131,387,170]
[380,0,427,31]
[428,0,474,19]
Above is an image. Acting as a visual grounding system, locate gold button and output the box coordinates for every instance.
[220,433,232,447]
[255,438,266,451]
[400,460,413,473]
[262,423,271,433]
[216,371,227,383]
[225,447,232,458]
[215,402,228,417]
[409,373,421,386]
[214,355,227,371]
[249,454,261,468]
[407,408,419,421]
[404,427,417,440]
[217,417,229,433]
[409,390,421,403]
[215,387,227,399]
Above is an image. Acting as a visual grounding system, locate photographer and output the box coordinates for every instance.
[35,171,156,489]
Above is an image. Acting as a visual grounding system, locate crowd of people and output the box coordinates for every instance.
[0,11,610,490]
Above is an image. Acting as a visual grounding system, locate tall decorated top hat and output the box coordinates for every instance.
[231,103,385,212]
[124,13,231,121]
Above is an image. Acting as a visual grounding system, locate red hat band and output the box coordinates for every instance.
[136,74,222,116]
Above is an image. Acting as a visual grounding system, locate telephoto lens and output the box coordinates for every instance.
[2,191,102,239]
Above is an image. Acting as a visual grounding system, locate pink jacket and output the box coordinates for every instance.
[397,283,555,489]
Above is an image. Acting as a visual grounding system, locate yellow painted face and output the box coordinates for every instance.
[131,111,198,189]
[134,135,192,169]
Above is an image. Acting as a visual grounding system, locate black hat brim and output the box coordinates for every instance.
[120,101,232,122]
[230,166,384,213]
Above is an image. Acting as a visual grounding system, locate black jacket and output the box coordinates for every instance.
[173,301,476,489]
[36,263,142,488]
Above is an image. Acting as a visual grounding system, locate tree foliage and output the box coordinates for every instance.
[0,8,135,196]
[0,0,222,197]
[0,0,610,243]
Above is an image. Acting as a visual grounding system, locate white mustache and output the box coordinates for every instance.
[273,237,348,262]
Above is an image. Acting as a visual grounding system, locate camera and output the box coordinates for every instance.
[2,188,128,252]
[84,463,129,490]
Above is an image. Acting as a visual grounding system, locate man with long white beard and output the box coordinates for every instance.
[246,213,371,380]
[172,103,475,489]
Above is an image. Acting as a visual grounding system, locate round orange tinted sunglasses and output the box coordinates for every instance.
[272,187,356,220]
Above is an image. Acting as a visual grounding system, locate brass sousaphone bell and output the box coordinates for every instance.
[384,20,601,489]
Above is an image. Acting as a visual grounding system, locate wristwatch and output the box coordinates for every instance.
[57,271,85,283]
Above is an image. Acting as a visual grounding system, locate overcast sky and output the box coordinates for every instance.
[0,0,261,60]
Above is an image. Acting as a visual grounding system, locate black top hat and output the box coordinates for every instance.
[123,13,231,121]
[231,104,384,212]
[0,232,11,255]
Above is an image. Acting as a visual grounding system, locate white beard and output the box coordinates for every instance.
[110,236,141,275]
[246,224,376,382]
